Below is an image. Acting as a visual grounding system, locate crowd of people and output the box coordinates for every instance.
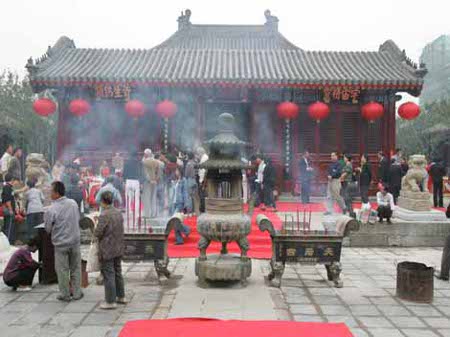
[299,149,450,222]
[1,143,450,302]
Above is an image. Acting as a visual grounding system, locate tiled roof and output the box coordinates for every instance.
[28,19,425,88]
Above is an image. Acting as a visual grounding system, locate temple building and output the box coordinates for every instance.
[27,10,426,194]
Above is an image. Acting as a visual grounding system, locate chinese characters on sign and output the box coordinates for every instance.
[279,243,338,263]
[95,83,131,100]
[323,87,360,104]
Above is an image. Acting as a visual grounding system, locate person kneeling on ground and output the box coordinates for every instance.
[376,183,395,223]
[169,168,191,245]
[94,191,127,310]
[3,237,40,291]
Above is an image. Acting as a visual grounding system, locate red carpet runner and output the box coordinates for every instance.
[167,206,282,259]
[118,318,353,337]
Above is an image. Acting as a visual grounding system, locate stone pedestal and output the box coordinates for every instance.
[195,254,252,286]
[397,190,432,212]
[393,207,449,222]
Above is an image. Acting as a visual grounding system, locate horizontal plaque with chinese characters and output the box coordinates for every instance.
[95,83,131,100]
[123,238,165,261]
[275,241,342,263]
[323,86,360,104]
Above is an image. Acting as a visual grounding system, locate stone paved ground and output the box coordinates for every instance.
[1,247,450,337]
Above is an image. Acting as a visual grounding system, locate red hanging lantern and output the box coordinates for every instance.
[277,101,300,120]
[398,102,420,120]
[125,100,146,119]
[69,99,91,117]
[307,101,330,123]
[156,100,177,119]
[361,101,384,122]
[33,98,56,117]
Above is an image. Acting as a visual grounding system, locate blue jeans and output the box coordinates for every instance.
[2,214,15,244]
[175,223,190,244]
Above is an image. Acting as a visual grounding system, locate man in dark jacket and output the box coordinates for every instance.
[377,151,389,184]
[388,159,403,204]
[94,191,126,309]
[429,159,446,208]
[357,154,372,204]
[263,158,277,211]
[299,151,313,203]
[325,152,346,215]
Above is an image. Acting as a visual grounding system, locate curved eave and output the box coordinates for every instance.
[30,78,423,91]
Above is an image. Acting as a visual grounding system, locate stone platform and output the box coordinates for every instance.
[394,207,448,222]
[347,220,450,247]
[195,254,252,286]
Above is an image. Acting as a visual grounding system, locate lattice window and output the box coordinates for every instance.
[342,109,360,154]
[297,110,315,153]
[367,120,382,153]
[252,104,278,153]
[319,110,337,153]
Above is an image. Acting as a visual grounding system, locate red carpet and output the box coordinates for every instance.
[118,318,353,337]
[167,207,282,259]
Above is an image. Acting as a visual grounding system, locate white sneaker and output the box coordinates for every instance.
[17,286,32,292]
[99,302,117,310]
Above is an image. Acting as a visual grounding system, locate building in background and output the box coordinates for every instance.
[420,35,450,105]
[27,10,425,195]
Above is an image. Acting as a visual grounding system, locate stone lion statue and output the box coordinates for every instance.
[401,154,428,192]
[25,153,51,187]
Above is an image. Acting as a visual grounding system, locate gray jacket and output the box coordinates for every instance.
[44,197,80,248]
[25,188,45,214]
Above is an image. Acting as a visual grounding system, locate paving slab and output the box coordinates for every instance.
[168,259,277,320]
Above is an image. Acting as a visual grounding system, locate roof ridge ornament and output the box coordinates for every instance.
[178,9,192,31]
[264,9,279,32]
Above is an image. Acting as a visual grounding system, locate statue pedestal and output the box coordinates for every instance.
[397,190,432,212]
[393,207,449,222]
[195,254,252,286]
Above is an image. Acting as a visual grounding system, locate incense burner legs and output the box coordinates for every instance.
[154,257,171,279]
[325,262,343,288]
[268,259,285,288]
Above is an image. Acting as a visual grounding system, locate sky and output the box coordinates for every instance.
[0,0,449,77]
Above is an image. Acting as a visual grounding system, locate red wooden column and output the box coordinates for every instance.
[291,109,300,183]
[382,94,389,155]
[196,96,205,145]
[56,97,68,160]
[336,106,343,153]
[388,93,397,154]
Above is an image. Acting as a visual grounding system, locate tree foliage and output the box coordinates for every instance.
[396,99,450,159]
[0,70,57,162]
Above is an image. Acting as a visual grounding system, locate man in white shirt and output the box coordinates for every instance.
[376,183,395,223]
[255,154,266,208]
[1,144,13,179]
[196,147,209,213]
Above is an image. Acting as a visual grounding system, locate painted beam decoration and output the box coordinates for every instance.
[323,86,361,104]
[95,83,131,100]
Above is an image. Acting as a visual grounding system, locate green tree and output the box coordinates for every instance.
[396,99,450,159]
[0,70,57,162]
